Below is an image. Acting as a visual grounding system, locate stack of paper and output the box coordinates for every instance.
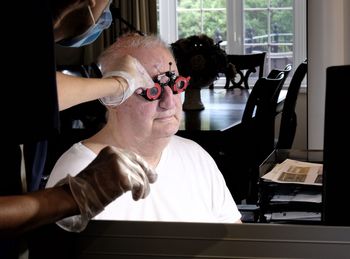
[261,159,323,186]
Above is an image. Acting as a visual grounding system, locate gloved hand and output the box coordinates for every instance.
[99,55,154,106]
[55,146,157,232]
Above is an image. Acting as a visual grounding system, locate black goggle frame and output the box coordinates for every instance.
[139,68,190,101]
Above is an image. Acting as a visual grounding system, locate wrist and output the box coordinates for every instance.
[99,71,134,106]
[103,71,134,90]
[110,76,128,90]
[54,182,80,216]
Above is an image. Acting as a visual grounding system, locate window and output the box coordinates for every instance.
[243,0,294,73]
[176,0,227,43]
[158,0,306,86]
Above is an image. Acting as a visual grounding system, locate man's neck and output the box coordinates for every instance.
[88,127,170,169]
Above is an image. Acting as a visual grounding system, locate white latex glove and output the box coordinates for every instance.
[99,55,153,106]
[55,146,157,232]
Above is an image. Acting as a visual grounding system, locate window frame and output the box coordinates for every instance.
[158,0,306,87]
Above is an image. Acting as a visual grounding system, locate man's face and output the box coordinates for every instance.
[111,47,183,141]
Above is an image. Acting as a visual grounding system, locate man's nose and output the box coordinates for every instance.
[159,86,175,109]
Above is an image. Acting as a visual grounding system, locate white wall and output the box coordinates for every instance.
[307,0,350,149]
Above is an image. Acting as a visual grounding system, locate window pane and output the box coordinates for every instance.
[203,10,226,42]
[178,0,200,9]
[178,11,202,38]
[203,0,226,8]
[270,9,293,72]
[270,9,293,53]
[270,0,293,8]
[177,0,226,42]
[245,0,268,8]
[244,0,294,77]
[244,10,268,53]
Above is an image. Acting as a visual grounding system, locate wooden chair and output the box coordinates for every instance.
[241,71,285,151]
[218,72,287,203]
[225,52,266,89]
[267,63,292,88]
[275,60,307,149]
[241,72,287,202]
[267,63,292,113]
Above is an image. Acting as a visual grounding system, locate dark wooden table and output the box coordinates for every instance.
[179,88,286,132]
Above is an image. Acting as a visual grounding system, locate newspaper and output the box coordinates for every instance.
[261,159,323,186]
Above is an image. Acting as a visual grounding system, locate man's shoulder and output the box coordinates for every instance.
[46,142,96,188]
[171,135,201,147]
[170,135,209,155]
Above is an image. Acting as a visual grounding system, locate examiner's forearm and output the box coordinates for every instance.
[56,71,126,111]
[0,185,79,237]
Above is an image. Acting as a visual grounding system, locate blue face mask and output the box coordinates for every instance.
[58,3,112,48]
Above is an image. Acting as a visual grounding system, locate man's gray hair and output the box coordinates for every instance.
[98,33,172,73]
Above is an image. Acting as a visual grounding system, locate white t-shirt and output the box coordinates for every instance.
[46,135,241,223]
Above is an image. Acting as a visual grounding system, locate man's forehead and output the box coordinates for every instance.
[133,47,175,72]
[148,60,177,77]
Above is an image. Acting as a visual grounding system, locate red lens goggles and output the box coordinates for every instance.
[139,69,190,101]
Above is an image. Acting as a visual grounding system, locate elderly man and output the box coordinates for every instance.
[47,33,241,224]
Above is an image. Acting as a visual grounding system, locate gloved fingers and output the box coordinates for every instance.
[108,146,154,199]
[104,55,153,92]
[132,57,154,90]
[98,55,148,106]
[128,166,152,201]
[99,56,153,106]
[126,150,158,184]
[54,146,155,232]
[111,146,157,184]
[116,151,151,200]
[127,170,150,201]
[114,159,148,201]
[77,146,145,200]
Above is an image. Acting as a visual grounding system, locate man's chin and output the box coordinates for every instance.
[154,125,179,138]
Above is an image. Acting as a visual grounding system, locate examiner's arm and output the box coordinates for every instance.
[56,55,153,110]
[0,146,157,237]
[0,185,78,237]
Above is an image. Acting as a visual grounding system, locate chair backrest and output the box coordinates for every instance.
[267,63,292,89]
[225,52,266,89]
[275,60,307,149]
[267,64,292,78]
[239,72,286,202]
[267,63,292,111]
[242,71,285,125]
[242,72,286,157]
